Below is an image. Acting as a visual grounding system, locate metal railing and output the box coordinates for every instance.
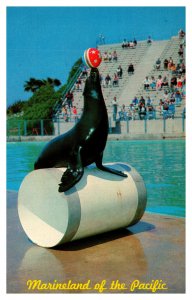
[53,63,84,114]
[7,119,55,137]
[7,111,185,139]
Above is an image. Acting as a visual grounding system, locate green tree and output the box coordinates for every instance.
[67,58,83,84]
[24,77,61,93]
[23,85,59,119]
[24,78,43,93]
[7,100,26,115]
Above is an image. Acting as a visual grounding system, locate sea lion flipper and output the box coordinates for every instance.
[58,147,84,193]
[95,153,128,178]
[58,167,84,192]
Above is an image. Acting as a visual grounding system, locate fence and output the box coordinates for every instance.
[7,119,55,138]
[7,112,185,139]
[112,114,185,135]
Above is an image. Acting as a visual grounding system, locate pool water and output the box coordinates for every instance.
[7,140,185,217]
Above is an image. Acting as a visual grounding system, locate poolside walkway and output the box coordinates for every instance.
[7,190,185,294]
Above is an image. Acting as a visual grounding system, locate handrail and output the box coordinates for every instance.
[53,62,84,114]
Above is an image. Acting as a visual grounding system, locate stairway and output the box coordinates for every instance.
[55,36,185,128]
[118,40,169,104]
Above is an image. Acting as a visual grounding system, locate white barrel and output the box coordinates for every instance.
[18,163,147,248]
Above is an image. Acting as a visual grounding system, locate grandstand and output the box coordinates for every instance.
[55,35,185,136]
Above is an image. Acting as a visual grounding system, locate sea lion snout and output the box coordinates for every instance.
[90,68,100,83]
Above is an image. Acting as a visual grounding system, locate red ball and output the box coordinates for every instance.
[84,48,102,68]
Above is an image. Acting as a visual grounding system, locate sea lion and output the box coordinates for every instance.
[34,68,127,192]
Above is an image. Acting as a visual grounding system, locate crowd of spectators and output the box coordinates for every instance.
[99,65,123,88]
[139,31,186,119]
[57,31,186,123]
[112,96,156,121]
[112,89,183,121]
[58,90,80,122]
[103,50,118,62]
[143,73,185,91]
[122,38,137,49]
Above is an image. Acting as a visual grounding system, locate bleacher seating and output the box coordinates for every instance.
[56,35,185,122]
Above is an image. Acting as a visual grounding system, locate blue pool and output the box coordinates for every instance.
[7,140,185,217]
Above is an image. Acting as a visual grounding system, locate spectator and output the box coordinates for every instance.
[169,92,176,103]
[176,63,182,75]
[163,90,170,102]
[147,103,154,112]
[162,101,169,112]
[128,104,137,120]
[143,76,151,90]
[139,96,145,106]
[176,63,185,75]
[164,59,169,70]
[122,39,128,48]
[112,97,118,121]
[112,50,118,62]
[150,76,156,90]
[72,106,78,121]
[82,66,88,78]
[127,63,134,75]
[156,75,163,90]
[170,64,176,74]
[146,96,153,106]
[132,96,139,106]
[147,104,155,119]
[178,44,184,57]
[103,52,108,61]
[170,76,177,88]
[129,41,135,48]
[117,65,123,78]
[158,99,164,114]
[139,103,146,119]
[112,73,119,87]
[175,89,182,105]
[133,38,137,47]
[147,36,152,44]
[177,75,183,88]
[104,74,111,87]
[119,104,127,120]
[62,105,68,122]
[168,57,174,70]
[155,58,161,70]
[161,76,169,88]
[76,77,82,90]
[168,102,175,119]
[108,52,112,62]
[65,91,74,108]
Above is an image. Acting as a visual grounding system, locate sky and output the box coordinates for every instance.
[7,6,185,106]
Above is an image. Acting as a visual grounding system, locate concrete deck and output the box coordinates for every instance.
[7,191,185,294]
[7,132,185,142]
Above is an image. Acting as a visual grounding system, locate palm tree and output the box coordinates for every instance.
[24,78,43,93]
[24,77,61,93]
[46,77,61,87]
